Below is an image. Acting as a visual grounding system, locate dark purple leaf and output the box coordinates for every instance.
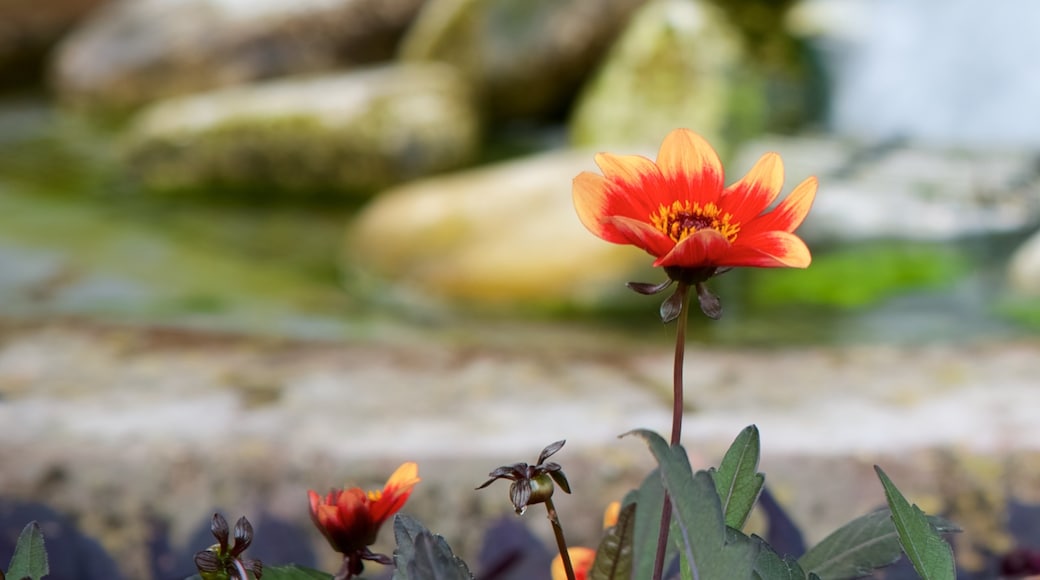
[476,517,552,580]
[759,486,806,559]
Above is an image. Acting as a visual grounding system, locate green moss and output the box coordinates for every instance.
[0,189,350,324]
[745,243,971,308]
[124,116,389,197]
[0,105,118,196]
[169,293,230,314]
[995,297,1040,330]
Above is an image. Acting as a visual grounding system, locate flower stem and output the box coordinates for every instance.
[333,554,354,580]
[545,496,576,580]
[669,282,690,446]
[652,281,691,580]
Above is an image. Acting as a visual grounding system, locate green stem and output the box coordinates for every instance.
[545,496,576,580]
[652,282,691,580]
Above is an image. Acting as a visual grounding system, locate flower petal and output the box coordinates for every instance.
[307,490,323,518]
[595,152,668,217]
[603,501,621,529]
[594,151,661,190]
[370,462,420,524]
[604,215,675,258]
[573,171,624,243]
[552,547,596,580]
[656,128,724,205]
[750,176,818,233]
[653,228,731,268]
[720,152,784,223]
[573,165,672,244]
[386,462,421,490]
[724,230,811,268]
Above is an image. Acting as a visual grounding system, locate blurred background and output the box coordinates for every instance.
[2,0,1040,577]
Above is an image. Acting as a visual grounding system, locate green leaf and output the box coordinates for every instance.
[797,508,958,579]
[750,534,806,580]
[260,565,333,579]
[711,425,765,530]
[392,514,473,580]
[875,466,956,580]
[408,534,473,580]
[589,502,636,580]
[625,429,756,579]
[798,510,906,578]
[676,525,695,580]
[7,522,48,580]
[625,468,675,580]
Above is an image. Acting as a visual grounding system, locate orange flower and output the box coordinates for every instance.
[573,128,816,281]
[602,500,621,529]
[552,546,596,580]
[308,462,421,555]
[550,501,622,580]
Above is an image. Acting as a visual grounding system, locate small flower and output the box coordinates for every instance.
[552,546,596,580]
[602,500,621,529]
[573,128,817,319]
[193,513,263,580]
[476,440,571,514]
[308,462,421,579]
[549,500,623,580]
[1001,546,1040,577]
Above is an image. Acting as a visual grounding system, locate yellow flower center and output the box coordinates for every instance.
[367,490,382,502]
[650,200,739,243]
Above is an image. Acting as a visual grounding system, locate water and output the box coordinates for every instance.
[0,99,1032,349]
[823,0,1040,148]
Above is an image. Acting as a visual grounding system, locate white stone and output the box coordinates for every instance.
[1009,229,1040,296]
[347,149,655,308]
[732,136,1040,243]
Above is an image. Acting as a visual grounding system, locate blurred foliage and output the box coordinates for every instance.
[996,297,1040,331]
[705,0,827,133]
[745,243,971,309]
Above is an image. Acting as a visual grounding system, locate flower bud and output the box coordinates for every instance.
[526,473,556,507]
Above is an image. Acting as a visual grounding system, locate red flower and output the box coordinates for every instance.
[308,462,421,555]
[573,128,816,279]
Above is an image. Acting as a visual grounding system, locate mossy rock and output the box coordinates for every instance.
[568,0,751,149]
[400,0,647,120]
[122,64,480,199]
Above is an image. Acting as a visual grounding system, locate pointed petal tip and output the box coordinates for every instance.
[721,150,786,221]
[593,151,660,186]
[656,128,724,193]
[727,231,812,269]
[572,171,613,238]
[768,238,812,269]
[789,253,812,269]
[752,151,783,172]
[388,462,421,488]
[748,174,818,234]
